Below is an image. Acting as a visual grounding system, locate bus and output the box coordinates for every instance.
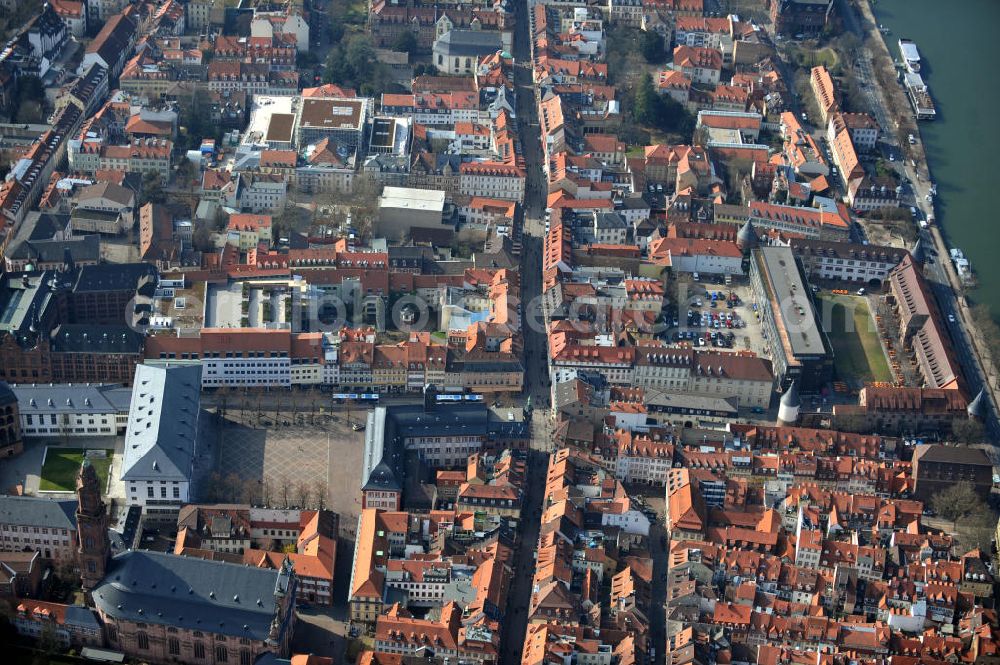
[331,393,380,403]
[435,392,484,403]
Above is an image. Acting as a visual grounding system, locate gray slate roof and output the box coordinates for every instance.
[7,211,70,245]
[433,29,502,58]
[645,391,739,415]
[967,388,987,419]
[120,364,202,483]
[92,550,293,642]
[64,606,101,630]
[49,325,144,354]
[594,212,627,230]
[0,496,77,530]
[362,407,402,493]
[12,382,132,415]
[780,379,800,408]
[73,263,157,293]
[7,235,101,265]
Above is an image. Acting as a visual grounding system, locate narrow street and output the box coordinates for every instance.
[497,1,554,663]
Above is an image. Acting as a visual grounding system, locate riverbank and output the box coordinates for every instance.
[852,0,1000,427]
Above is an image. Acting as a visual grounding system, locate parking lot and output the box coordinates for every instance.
[667,275,771,360]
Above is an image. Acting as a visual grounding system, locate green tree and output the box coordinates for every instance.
[632,72,661,127]
[192,222,215,252]
[179,89,218,150]
[323,34,392,96]
[323,44,349,84]
[392,30,418,55]
[14,75,44,107]
[346,34,377,72]
[660,92,695,136]
[931,482,981,530]
[15,101,43,124]
[327,22,345,45]
[632,73,695,138]
[140,170,166,205]
[37,621,61,655]
[176,159,198,190]
[639,31,665,63]
[9,75,45,123]
[296,51,319,70]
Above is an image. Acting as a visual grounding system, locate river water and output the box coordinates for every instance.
[872,0,1000,318]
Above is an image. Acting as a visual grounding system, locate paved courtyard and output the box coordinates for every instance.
[215,415,366,529]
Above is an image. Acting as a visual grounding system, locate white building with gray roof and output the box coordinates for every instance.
[120,363,202,520]
[12,383,133,437]
[0,495,78,561]
[433,30,503,75]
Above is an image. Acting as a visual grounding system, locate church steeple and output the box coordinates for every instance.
[76,460,110,590]
[62,246,75,274]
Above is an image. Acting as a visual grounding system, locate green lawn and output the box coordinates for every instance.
[818,294,893,384]
[39,448,112,492]
[787,44,841,72]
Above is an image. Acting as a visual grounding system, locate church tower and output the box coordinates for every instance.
[76,460,110,590]
[777,379,801,426]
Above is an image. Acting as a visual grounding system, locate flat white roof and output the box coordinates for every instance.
[241,95,296,147]
[379,186,446,211]
[899,40,920,63]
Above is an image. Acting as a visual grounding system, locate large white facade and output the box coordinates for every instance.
[120,363,202,519]
[13,384,131,438]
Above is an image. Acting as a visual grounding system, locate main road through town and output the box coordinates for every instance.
[496,0,548,662]
[838,0,1000,440]
[496,0,670,662]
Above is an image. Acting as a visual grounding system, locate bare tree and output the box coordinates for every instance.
[204,472,224,502]
[964,511,998,551]
[932,483,981,531]
[261,476,274,507]
[277,475,290,508]
[294,482,311,509]
[313,480,328,510]
[239,477,257,504]
[225,473,243,502]
[951,419,986,444]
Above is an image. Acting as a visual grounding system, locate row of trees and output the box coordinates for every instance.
[202,471,329,511]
